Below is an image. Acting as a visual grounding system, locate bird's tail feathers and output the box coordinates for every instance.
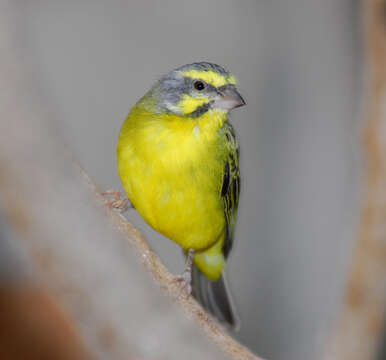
[191,264,239,330]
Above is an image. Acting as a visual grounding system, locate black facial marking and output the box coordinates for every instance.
[189,102,211,118]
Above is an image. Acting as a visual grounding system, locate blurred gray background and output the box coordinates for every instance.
[23,1,362,359]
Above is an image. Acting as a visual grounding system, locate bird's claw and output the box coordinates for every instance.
[174,249,194,300]
[102,189,131,213]
[174,271,192,299]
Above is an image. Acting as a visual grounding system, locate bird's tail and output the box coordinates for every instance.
[191,264,239,330]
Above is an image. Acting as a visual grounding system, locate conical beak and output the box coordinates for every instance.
[213,85,246,110]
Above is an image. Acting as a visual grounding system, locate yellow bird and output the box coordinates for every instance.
[117,62,245,328]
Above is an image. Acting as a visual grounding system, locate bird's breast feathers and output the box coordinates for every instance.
[117,107,229,250]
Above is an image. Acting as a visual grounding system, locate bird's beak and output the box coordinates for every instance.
[213,85,246,111]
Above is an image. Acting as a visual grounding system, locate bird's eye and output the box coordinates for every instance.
[194,80,205,91]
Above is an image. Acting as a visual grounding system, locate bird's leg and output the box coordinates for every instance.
[175,249,194,298]
[101,189,133,213]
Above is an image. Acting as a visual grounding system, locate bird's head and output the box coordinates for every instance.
[143,62,245,117]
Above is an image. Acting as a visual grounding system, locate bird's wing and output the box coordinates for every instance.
[220,122,240,258]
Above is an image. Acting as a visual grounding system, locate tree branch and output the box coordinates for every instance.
[81,164,260,360]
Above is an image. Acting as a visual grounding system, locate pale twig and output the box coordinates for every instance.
[80,164,261,360]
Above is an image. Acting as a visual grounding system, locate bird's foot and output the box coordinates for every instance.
[174,249,194,299]
[174,271,192,298]
[102,189,132,213]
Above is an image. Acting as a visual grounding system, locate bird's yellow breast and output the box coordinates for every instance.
[117,106,228,252]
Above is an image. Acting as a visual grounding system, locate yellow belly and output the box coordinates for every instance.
[118,138,225,251]
[117,107,229,279]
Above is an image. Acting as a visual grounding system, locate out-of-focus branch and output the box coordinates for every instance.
[323,1,386,359]
[0,286,92,360]
[0,3,262,360]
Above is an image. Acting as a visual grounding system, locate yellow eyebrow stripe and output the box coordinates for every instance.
[180,69,237,88]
